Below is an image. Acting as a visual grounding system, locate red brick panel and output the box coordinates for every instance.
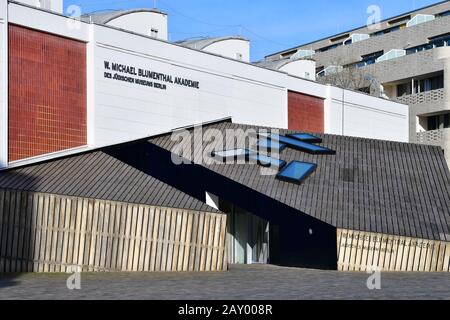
[8,24,87,162]
[288,90,324,133]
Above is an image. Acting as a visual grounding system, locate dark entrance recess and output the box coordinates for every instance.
[106,140,338,270]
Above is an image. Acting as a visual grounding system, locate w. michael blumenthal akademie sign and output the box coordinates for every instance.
[103,61,201,91]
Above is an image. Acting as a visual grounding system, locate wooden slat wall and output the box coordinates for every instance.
[337,228,450,272]
[0,189,228,272]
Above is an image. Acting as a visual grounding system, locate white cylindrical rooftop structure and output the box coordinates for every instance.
[176,36,250,62]
[255,58,317,81]
[82,9,168,41]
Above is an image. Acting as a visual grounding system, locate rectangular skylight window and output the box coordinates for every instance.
[287,133,322,143]
[212,149,250,160]
[276,161,317,184]
[260,133,335,155]
[249,154,286,168]
[257,139,287,151]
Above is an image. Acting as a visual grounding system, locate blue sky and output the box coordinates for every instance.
[64,0,442,61]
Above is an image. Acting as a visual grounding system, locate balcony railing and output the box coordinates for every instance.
[416,128,449,147]
[395,88,444,105]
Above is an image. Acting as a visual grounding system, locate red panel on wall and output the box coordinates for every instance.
[8,24,87,162]
[288,90,324,133]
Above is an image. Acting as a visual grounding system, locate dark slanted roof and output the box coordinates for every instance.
[149,121,450,241]
[0,151,217,213]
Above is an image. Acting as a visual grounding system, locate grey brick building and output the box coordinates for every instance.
[264,1,450,166]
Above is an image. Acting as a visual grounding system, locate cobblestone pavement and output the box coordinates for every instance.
[0,265,449,300]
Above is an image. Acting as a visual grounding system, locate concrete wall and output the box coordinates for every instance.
[325,86,409,141]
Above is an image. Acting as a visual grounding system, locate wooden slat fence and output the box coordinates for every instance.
[0,189,228,272]
[337,228,450,272]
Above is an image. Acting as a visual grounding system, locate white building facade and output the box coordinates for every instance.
[0,1,409,169]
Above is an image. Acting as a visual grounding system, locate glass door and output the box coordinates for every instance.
[223,200,269,265]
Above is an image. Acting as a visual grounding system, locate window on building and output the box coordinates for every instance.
[371,25,402,37]
[150,28,159,38]
[427,113,450,130]
[357,51,384,68]
[406,43,434,55]
[406,34,450,55]
[414,74,444,94]
[437,10,450,18]
[397,82,412,97]
[388,15,411,25]
[316,43,342,53]
[429,33,450,47]
[428,116,439,131]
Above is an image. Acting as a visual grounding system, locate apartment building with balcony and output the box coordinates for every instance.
[265,1,450,166]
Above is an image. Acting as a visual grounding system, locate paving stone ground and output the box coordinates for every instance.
[0,264,449,300]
